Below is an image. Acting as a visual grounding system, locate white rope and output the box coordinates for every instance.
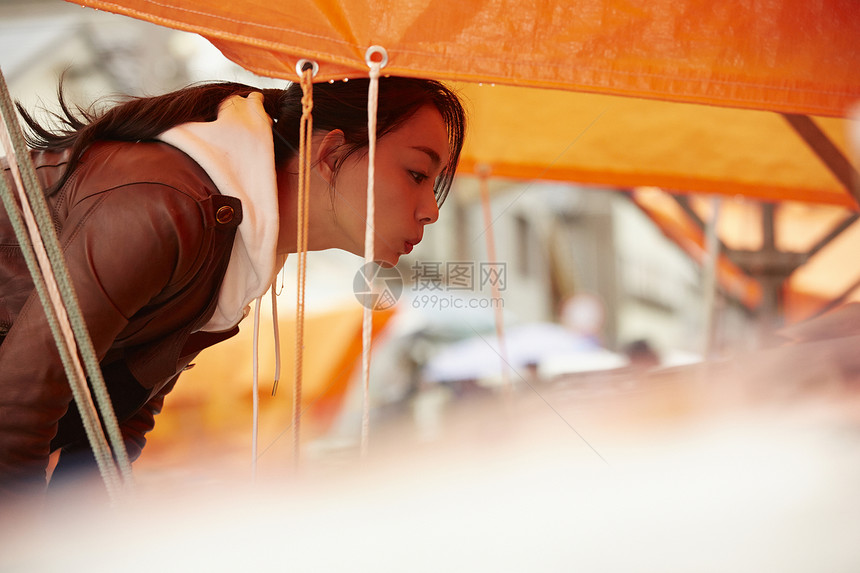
[293,62,315,467]
[360,46,387,456]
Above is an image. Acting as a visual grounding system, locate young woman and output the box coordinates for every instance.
[0,77,466,496]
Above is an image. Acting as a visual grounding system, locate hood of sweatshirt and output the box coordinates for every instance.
[158,92,283,332]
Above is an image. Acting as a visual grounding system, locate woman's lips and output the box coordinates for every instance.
[403,241,414,254]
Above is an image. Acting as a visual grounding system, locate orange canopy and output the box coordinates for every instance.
[458,84,856,207]
[73,0,858,117]
[71,0,860,206]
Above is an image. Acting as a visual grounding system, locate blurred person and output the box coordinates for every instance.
[0,76,466,498]
[622,339,660,370]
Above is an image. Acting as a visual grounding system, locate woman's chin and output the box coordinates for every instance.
[376,254,399,268]
[372,246,400,267]
[346,244,399,267]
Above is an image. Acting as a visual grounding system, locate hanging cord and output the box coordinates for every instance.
[478,165,511,394]
[360,46,388,456]
[0,67,132,500]
[251,295,262,479]
[271,287,281,395]
[270,262,286,396]
[292,60,316,465]
[275,264,287,296]
[271,258,286,396]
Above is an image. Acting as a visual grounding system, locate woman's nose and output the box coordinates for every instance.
[418,189,440,225]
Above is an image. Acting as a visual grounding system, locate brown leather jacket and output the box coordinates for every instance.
[0,140,243,496]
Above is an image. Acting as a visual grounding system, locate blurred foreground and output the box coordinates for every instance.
[2,312,860,572]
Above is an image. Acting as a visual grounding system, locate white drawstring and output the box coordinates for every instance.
[271,286,281,396]
[252,281,281,480]
[251,295,262,479]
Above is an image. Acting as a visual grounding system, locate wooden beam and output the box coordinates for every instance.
[811,275,860,319]
[805,213,859,259]
[782,114,860,208]
[671,194,733,256]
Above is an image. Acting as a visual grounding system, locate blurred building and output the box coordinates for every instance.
[414,178,755,360]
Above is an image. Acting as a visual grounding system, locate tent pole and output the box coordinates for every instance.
[477,166,511,394]
[757,202,783,345]
[702,196,721,359]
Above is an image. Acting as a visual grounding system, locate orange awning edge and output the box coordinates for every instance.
[459,159,859,210]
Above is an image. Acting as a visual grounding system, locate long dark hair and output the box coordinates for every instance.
[17,76,466,205]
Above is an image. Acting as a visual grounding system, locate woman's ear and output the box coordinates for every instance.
[316,129,346,184]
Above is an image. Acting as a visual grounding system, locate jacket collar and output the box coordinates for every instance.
[158,92,281,332]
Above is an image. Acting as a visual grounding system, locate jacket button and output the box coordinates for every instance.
[216,205,234,224]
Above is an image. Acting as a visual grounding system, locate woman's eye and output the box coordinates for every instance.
[409,171,429,184]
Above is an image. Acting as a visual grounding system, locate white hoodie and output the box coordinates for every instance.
[158,92,283,332]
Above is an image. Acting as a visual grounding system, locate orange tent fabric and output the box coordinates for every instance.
[73,0,859,117]
[71,0,860,207]
[458,84,856,207]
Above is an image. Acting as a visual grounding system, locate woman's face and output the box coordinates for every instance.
[329,105,450,266]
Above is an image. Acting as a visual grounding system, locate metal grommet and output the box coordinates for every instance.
[295,59,319,79]
[364,45,389,69]
[216,205,235,224]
